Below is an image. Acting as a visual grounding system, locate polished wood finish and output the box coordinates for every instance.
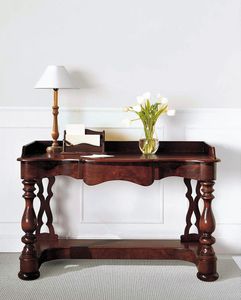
[18,141,220,281]
[18,180,40,280]
[197,181,218,281]
[36,177,57,237]
[46,89,62,153]
[181,179,201,243]
[36,236,199,265]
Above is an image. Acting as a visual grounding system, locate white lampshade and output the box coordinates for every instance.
[35,65,76,89]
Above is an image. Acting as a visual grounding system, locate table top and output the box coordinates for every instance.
[18,141,220,163]
[18,141,220,184]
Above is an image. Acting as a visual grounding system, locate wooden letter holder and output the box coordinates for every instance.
[62,129,105,154]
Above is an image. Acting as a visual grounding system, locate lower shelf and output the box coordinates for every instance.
[36,234,200,267]
[19,234,220,282]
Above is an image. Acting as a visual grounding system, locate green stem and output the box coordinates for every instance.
[141,123,157,154]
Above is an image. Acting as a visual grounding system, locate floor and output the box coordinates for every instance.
[0,254,240,300]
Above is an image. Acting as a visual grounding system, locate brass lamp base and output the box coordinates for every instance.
[46,145,62,154]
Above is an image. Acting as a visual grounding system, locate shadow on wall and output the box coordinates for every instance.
[206,144,241,254]
[70,70,99,90]
[215,144,241,179]
[60,69,111,108]
[53,176,82,237]
[169,95,199,109]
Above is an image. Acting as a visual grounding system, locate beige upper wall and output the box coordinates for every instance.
[0,0,240,108]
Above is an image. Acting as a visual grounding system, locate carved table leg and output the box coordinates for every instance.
[18,180,40,280]
[197,181,219,281]
[36,177,57,237]
[181,179,201,242]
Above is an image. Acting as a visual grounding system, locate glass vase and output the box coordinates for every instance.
[139,127,159,155]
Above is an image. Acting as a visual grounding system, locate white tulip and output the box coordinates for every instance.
[157,95,168,104]
[162,97,168,104]
[167,109,176,116]
[158,104,167,111]
[142,92,151,100]
[136,96,145,105]
[133,105,142,112]
[122,119,132,127]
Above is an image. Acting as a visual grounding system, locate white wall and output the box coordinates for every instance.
[0,107,241,254]
[0,1,240,254]
[0,0,240,108]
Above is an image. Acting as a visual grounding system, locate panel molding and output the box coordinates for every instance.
[81,181,164,225]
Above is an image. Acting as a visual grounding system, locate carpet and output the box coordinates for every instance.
[0,254,240,300]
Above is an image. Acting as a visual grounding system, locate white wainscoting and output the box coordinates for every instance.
[0,107,240,254]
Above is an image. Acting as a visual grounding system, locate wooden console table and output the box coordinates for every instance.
[17,141,220,281]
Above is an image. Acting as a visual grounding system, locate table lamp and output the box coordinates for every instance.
[35,65,76,153]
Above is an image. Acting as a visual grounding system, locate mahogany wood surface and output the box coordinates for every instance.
[36,234,199,265]
[17,141,220,282]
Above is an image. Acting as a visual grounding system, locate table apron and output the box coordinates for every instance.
[21,161,216,184]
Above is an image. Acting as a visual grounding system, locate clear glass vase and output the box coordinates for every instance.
[139,127,159,155]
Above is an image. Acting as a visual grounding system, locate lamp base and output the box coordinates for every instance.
[46,145,62,154]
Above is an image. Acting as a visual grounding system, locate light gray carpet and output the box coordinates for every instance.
[0,254,240,300]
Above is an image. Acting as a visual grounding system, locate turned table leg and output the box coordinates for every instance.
[18,179,40,280]
[197,181,219,281]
